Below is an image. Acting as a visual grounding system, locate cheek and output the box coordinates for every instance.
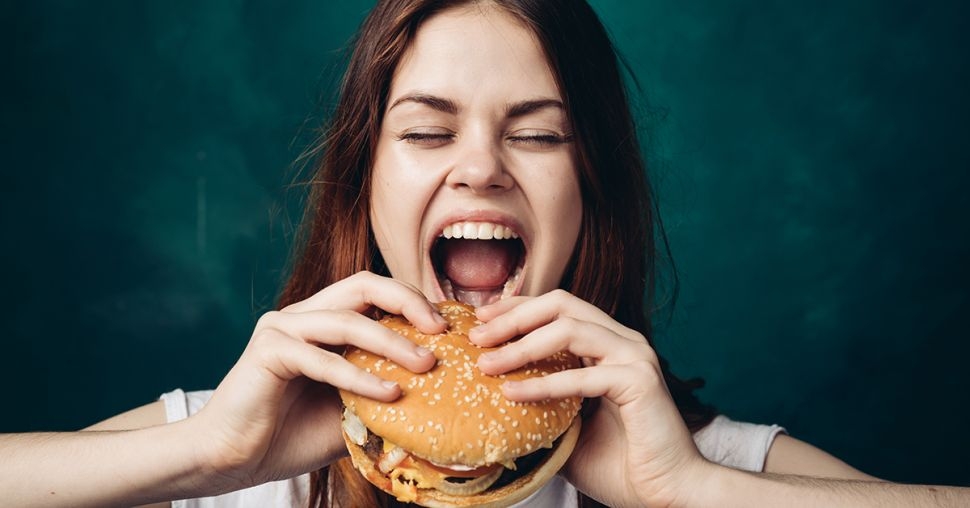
[369,170,395,241]
[369,155,410,271]
[369,146,439,277]
[550,171,583,239]
[530,165,584,267]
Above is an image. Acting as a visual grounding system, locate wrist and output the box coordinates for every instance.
[670,460,733,508]
[178,413,252,496]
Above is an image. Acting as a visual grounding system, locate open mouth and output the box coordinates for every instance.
[431,220,526,307]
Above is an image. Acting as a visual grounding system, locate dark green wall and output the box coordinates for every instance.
[4,0,968,487]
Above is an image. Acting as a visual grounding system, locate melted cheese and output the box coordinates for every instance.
[381,439,444,501]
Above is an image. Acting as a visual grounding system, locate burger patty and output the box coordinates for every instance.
[487,442,555,490]
[361,427,558,488]
[363,429,384,459]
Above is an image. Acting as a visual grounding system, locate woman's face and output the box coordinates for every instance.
[370,4,582,306]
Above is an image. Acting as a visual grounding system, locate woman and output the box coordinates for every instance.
[1,0,967,506]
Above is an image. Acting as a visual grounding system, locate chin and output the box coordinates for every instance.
[339,301,582,507]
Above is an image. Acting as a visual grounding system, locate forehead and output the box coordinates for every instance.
[390,4,561,104]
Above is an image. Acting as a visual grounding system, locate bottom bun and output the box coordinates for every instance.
[343,417,581,508]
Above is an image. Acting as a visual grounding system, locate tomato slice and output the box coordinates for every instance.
[411,456,502,479]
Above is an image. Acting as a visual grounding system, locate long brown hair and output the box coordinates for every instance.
[278,1,715,506]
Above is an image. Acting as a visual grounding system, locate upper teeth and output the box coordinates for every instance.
[441,221,519,240]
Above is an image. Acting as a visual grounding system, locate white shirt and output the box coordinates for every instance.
[161,389,785,507]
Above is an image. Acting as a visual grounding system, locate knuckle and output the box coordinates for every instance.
[557,315,578,328]
[634,359,665,389]
[549,288,571,303]
[633,341,660,364]
[353,270,377,284]
[329,308,359,327]
[315,349,340,370]
[254,310,281,330]
[248,327,280,348]
[332,308,355,321]
[246,329,285,365]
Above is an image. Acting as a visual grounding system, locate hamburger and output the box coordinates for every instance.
[339,301,582,507]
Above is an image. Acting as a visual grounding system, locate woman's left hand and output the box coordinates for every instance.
[470,290,715,508]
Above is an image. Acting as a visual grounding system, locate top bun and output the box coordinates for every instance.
[340,301,582,467]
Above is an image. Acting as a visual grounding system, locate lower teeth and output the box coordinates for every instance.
[438,265,523,306]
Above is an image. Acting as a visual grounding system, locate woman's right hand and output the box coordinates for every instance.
[186,271,445,492]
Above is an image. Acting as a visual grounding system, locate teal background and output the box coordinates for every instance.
[4,0,968,487]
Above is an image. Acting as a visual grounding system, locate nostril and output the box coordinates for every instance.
[446,149,512,192]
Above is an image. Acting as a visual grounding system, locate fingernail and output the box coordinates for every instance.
[433,313,448,325]
[478,352,501,368]
[502,380,520,391]
[381,380,399,390]
[415,346,433,357]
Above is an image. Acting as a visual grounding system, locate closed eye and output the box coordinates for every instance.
[396,130,456,147]
[506,132,573,149]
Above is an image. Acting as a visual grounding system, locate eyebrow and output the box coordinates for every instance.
[388,93,459,115]
[387,93,565,119]
[506,98,565,118]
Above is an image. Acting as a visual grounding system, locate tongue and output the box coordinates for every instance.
[441,239,517,289]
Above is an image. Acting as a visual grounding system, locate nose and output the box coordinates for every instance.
[445,135,514,194]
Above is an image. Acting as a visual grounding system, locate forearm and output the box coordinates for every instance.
[692,466,970,507]
[0,419,229,508]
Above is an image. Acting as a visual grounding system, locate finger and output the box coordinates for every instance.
[477,318,652,375]
[471,289,639,347]
[246,329,404,402]
[283,271,447,334]
[501,362,663,407]
[474,295,530,321]
[257,310,436,374]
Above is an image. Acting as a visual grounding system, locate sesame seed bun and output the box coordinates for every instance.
[338,300,582,505]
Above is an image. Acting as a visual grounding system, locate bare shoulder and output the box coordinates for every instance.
[83,400,167,431]
[764,433,880,481]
